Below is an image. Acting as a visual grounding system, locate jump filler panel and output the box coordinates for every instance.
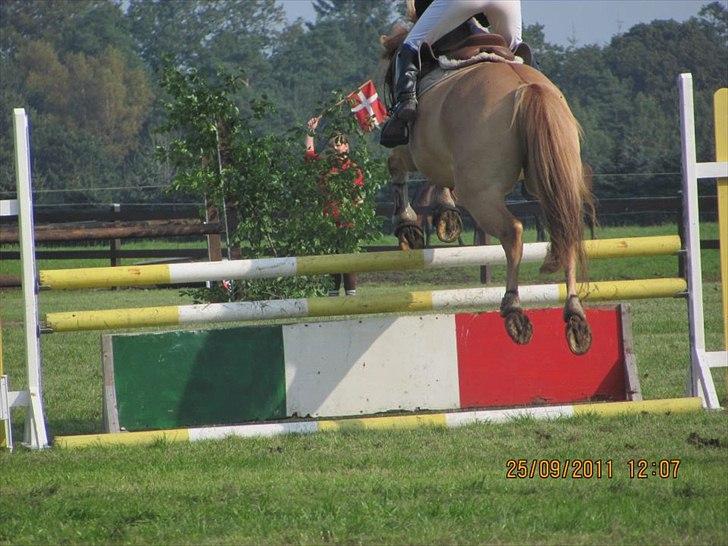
[102,306,639,433]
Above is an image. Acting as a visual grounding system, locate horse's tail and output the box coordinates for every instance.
[514,83,595,274]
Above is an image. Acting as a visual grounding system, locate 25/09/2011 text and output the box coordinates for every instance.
[505,459,681,479]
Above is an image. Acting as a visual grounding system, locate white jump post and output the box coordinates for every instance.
[0,198,19,449]
[678,74,728,410]
[0,109,50,450]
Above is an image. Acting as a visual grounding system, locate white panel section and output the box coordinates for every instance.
[703,351,728,369]
[430,284,561,311]
[188,421,318,441]
[518,284,562,304]
[283,315,460,417]
[0,199,18,217]
[0,377,12,451]
[8,389,30,408]
[0,377,9,420]
[520,242,553,263]
[431,286,503,310]
[178,299,308,324]
[444,405,574,428]
[695,161,728,180]
[169,258,298,283]
[424,246,506,268]
[423,243,549,268]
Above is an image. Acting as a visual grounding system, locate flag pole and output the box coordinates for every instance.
[316,96,348,118]
[316,80,371,119]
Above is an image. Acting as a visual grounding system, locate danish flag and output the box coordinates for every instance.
[347,80,388,133]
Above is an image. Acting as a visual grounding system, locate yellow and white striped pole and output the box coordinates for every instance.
[714,88,728,352]
[44,277,687,333]
[713,88,728,394]
[0,319,6,449]
[38,235,682,290]
[54,397,702,449]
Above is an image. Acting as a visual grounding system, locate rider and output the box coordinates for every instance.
[380,0,524,148]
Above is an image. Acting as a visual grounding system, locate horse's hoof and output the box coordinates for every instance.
[565,315,592,355]
[504,310,533,344]
[395,224,425,250]
[434,208,463,243]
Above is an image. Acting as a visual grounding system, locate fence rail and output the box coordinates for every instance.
[0,203,201,225]
[375,194,718,222]
[0,195,719,290]
[0,195,717,227]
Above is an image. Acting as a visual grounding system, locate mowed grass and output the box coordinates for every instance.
[1,223,727,545]
[1,414,727,545]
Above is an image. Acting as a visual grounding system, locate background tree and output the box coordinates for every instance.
[0,0,726,208]
[0,0,153,202]
[598,2,728,194]
[264,0,395,131]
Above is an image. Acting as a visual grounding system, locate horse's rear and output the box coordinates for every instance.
[408,61,594,354]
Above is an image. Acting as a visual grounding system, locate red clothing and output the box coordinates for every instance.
[305,150,364,226]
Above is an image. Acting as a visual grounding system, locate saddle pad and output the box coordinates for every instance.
[438,49,523,70]
[418,53,523,98]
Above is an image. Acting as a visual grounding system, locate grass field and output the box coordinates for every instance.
[1,223,727,545]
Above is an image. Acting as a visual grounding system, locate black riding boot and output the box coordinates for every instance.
[380,45,420,148]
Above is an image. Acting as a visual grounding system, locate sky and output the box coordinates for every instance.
[279,0,713,48]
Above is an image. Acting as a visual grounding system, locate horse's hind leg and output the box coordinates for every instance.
[412,184,435,247]
[466,197,532,344]
[563,250,592,354]
[432,187,463,243]
[388,149,424,250]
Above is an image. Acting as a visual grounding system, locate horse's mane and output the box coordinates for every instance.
[379,22,412,106]
[380,23,409,61]
[380,0,418,60]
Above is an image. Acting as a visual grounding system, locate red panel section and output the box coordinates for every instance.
[456,308,626,408]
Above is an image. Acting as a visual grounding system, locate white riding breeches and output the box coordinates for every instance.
[404,0,523,53]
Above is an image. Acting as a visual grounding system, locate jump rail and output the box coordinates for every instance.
[39,235,681,290]
[1,74,726,450]
[44,278,687,333]
[55,397,702,449]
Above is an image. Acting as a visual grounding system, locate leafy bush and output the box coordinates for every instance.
[157,65,385,303]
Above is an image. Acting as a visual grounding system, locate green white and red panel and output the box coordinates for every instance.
[102,308,630,434]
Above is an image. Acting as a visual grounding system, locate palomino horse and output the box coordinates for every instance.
[382,32,595,354]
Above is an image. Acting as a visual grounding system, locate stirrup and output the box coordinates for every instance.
[380,118,410,148]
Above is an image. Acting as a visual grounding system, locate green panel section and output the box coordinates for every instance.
[112,326,286,431]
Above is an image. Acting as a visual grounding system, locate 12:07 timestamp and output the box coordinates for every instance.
[628,459,681,479]
[505,459,682,479]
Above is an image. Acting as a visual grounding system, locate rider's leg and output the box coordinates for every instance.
[381,0,523,148]
[406,0,522,52]
[481,0,522,52]
[380,44,420,148]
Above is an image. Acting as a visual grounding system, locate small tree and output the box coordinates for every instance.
[157,65,385,302]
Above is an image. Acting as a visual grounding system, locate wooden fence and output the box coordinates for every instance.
[0,195,719,287]
[0,203,221,265]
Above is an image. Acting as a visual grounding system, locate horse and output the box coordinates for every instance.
[382,26,596,354]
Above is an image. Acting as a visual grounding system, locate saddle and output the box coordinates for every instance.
[433,32,516,62]
[420,23,533,76]
[416,29,533,98]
